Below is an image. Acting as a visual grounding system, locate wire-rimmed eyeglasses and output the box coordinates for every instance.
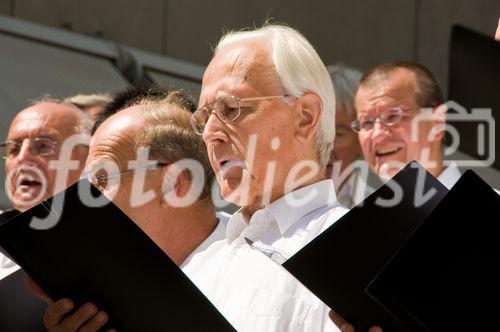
[190,95,290,135]
[0,138,58,159]
[351,107,418,132]
[85,162,167,192]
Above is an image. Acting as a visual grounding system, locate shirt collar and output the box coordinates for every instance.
[438,162,461,189]
[226,179,337,243]
[268,179,337,234]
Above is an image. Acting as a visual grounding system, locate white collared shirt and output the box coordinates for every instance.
[438,162,499,194]
[0,209,21,281]
[0,253,20,280]
[336,167,375,209]
[438,162,462,189]
[181,211,230,275]
[188,180,347,332]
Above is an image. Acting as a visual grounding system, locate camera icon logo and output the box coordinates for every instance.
[410,100,495,168]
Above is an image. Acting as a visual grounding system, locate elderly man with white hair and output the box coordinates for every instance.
[187,24,353,331]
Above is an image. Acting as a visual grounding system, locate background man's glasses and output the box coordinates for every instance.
[190,95,289,135]
[86,162,167,192]
[0,138,57,159]
[351,107,417,132]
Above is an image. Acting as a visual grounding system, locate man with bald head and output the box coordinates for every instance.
[1,99,91,280]
[38,89,228,331]
[86,91,221,266]
[2,100,91,212]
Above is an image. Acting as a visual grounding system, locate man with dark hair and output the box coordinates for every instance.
[353,61,461,188]
[35,89,228,331]
[359,61,445,109]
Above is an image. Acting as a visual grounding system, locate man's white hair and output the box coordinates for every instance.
[215,24,335,169]
[74,111,93,135]
[327,64,363,117]
[63,93,112,111]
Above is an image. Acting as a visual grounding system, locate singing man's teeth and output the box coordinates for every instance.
[376,147,401,156]
[220,160,246,172]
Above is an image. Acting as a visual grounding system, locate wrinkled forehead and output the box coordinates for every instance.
[355,70,418,117]
[11,109,49,133]
[88,108,145,167]
[200,39,282,104]
[7,103,78,140]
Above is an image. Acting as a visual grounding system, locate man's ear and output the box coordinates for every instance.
[295,92,322,141]
[430,103,447,141]
[159,165,191,205]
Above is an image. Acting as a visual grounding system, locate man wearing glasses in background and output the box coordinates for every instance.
[352,61,462,189]
[325,64,374,208]
[0,99,91,280]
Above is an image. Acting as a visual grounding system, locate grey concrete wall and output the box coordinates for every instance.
[0,1,12,16]
[8,0,500,95]
[416,0,500,95]
[163,0,418,72]
[13,0,166,53]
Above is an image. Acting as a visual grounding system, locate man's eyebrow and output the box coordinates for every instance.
[6,133,57,141]
[37,134,58,139]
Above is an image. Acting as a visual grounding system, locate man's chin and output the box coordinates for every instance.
[220,185,244,206]
[13,199,43,212]
[219,183,256,208]
[11,189,47,210]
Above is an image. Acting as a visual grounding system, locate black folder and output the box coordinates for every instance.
[367,170,500,331]
[0,210,45,332]
[448,25,500,171]
[0,179,235,331]
[283,161,449,331]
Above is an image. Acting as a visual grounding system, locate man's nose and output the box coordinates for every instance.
[203,112,227,144]
[16,141,36,162]
[371,119,391,141]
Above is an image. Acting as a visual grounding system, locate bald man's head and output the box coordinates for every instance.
[86,98,214,237]
[4,101,91,211]
[88,105,146,169]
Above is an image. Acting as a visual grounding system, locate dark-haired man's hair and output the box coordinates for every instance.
[359,61,444,108]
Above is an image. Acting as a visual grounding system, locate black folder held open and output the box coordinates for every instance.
[284,161,500,331]
[0,179,235,331]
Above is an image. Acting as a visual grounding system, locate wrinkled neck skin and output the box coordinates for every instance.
[147,200,218,266]
[240,169,326,222]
